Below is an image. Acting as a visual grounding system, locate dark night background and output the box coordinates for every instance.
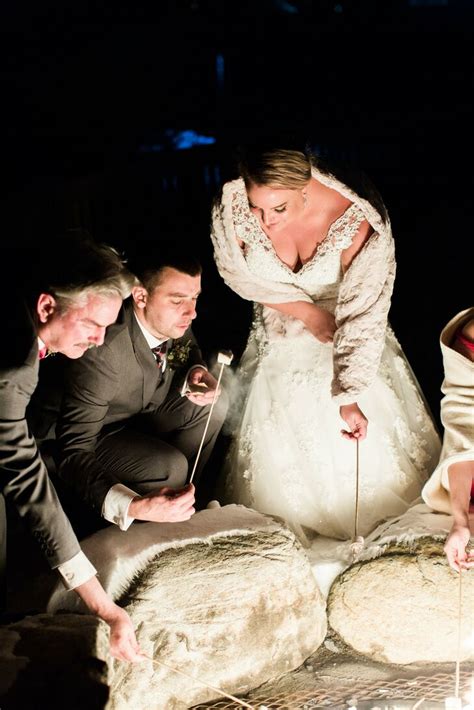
[1,0,472,423]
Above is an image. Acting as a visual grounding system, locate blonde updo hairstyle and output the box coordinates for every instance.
[239,149,312,191]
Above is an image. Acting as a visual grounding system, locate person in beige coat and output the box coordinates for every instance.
[422,307,474,571]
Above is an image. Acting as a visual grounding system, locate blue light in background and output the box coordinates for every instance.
[173,130,215,149]
[139,129,216,152]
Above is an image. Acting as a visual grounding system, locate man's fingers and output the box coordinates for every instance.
[136,483,196,522]
[186,391,217,406]
[108,615,145,664]
[165,486,195,504]
[166,505,195,522]
[159,486,173,495]
[112,645,145,663]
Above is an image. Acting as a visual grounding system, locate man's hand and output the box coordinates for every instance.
[129,483,195,522]
[444,522,474,572]
[74,576,143,662]
[340,402,368,441]
[104,605,145,662]
[185,367,220,406]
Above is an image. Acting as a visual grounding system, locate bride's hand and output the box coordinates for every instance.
[301,303,336,343]
[340,403,368,440]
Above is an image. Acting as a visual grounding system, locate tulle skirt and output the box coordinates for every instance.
[220,319,441,542]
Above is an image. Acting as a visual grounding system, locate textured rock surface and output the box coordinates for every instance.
[112,526,325,708]
[43,506,325,709]
[328,538,474,665]
[0,613,110,709]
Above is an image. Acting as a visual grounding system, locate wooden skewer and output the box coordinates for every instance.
[454,569,463,700]
[189,351,233,484]
[143,654,255,708]
[353,437,360,542]
[350,438,364,560]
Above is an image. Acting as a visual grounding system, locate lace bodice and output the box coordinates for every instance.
[211,173,396,403]
[240,200,366,301]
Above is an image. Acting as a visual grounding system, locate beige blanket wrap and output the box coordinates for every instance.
[422,307,474,513]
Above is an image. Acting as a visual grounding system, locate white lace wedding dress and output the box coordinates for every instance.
[212,172,441,542]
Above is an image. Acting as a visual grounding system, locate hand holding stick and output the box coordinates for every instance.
[189,350,233,484]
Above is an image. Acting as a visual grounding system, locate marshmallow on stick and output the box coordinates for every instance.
[188,350,233,484]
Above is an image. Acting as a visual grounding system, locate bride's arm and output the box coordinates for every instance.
[332,225,396,409]
[261,301,335,343]
[335,220,373,439]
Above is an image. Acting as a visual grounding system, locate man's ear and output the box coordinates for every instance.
[131,285,148,309]
[36,293,57,323]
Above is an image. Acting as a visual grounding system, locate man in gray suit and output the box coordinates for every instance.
[57,246,227,531]
[0,234,144,661]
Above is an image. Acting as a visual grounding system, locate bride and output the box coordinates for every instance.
[211,145,441,542]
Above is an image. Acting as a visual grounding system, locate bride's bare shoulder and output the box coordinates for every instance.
[309,177,352,219]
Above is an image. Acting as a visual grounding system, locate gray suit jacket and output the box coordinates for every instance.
[57,298,204,511]
[0,303,81,569]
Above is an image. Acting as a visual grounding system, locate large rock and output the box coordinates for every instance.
[47,505,327,709]
[328,505,474,665]
[0,613,110,709]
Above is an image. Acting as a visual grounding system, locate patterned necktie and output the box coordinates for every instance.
[151,342,168,371]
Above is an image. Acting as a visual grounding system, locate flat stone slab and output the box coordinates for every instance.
[328,505,474,665]
[47,505,327,709]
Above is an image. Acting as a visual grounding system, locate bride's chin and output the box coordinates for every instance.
[266,222,284,232]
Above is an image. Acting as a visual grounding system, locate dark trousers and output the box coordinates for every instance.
[96,387,229,499]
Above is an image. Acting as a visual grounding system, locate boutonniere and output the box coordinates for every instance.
[166,338,192,370]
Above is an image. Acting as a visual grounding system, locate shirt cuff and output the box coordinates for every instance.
[57,551,97,591]
[102,483,137,531]
[180,364,208,396]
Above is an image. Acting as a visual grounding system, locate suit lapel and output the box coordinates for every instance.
[124,301,176,408]
[124,301,162,408]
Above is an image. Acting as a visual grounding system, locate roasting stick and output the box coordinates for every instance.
[455,569,463,700]
[189,350,233,484]
[350,438,364,560]
[143,654,255,709]
[445,571,465,710]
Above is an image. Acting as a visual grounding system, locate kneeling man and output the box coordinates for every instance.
[57,246,227,531]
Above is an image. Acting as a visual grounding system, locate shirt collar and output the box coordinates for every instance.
[37,336,46,352]
[133,311,167,348]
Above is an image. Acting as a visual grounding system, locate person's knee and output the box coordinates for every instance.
[128,446,188,490]
[161,448,189,488]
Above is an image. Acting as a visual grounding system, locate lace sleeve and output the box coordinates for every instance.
[331,227,396,404]
[211,179,312,304]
